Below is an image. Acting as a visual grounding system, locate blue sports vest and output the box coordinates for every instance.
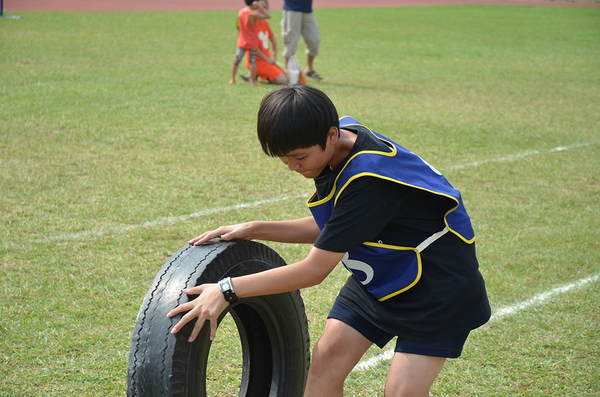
[308,117,475,301]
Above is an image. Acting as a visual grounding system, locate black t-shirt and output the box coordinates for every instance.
[312,125,491,342]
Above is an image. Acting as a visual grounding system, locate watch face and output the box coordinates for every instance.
[219,278,237,302]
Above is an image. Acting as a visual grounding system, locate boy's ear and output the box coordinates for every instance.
[327,127,339,144]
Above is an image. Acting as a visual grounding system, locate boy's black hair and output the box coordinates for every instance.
[245,0,254,6]
[257,86,339,157]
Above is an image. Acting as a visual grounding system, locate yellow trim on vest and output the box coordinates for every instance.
[362,241,423,301]
[337,173,476,245]
[307,123,395,208]
[308,121,476,244]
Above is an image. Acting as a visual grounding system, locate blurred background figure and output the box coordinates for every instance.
[242,0,307,84]
[282,0,323,80]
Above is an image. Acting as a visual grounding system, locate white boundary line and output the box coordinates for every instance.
[446,141,598,171]
[3,140,598,249]
[2,196,305,249]
[354,273,600,371]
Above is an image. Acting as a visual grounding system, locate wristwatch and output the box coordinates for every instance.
[218,277,238,303]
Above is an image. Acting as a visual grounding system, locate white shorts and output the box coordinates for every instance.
[282,10,320,59]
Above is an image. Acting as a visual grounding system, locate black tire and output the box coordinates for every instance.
[127,240,311,397]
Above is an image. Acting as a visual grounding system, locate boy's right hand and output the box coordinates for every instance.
[188,222,253,246]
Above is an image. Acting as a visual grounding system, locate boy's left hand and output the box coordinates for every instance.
[167,284,229,342]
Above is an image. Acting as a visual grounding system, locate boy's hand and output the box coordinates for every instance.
[167,284,229,342]
[188,222,253,246]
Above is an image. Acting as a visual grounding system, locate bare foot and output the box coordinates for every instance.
[229,79,236,84]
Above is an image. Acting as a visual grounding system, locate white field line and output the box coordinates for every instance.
[3,140,598,249]
[446,141,598,171]
[2,196,304,249]
[354,273,600,371]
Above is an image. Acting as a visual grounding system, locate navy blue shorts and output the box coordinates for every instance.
[328,301,469,358]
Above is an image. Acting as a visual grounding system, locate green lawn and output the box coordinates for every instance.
[1,5,599,396]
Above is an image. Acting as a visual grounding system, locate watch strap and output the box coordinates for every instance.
[218,277,238,303]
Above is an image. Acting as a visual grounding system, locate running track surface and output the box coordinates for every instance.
[5,0,599,12]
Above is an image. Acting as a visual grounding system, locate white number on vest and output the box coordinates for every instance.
[342,253,374,285]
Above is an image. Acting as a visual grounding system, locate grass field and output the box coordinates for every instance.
[1,4,599,396]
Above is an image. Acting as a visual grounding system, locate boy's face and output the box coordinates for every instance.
[279,145,330,179]
[278,128,338,179]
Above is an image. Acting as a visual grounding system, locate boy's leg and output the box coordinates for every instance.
[231,48,245,84]
[230,62,238,84]
[384,353,446,397]
[250,63,257,85]
[259,62,288,84]
[304,318,373,397]
[268,72,287,85]
[248,49,258,85]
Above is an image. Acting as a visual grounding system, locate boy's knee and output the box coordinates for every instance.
[384,382,430,397]
[270,73,288,85]
[310,340,335,366]
[310,339,345,372]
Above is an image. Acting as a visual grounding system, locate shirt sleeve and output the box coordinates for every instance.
[313,176,411,253]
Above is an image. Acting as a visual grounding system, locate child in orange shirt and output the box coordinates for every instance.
[242,0,306,85]
[230,0,270,86]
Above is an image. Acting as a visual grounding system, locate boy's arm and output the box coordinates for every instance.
[168,246,343,341]
[256,50,275,64]
[270,35,277,63]
[188,216,320,246]
[233,246,342,296]
[250,1,271,22]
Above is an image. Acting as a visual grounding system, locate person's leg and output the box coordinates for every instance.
[306,54,315,73]
[230,63,238,84]
[260,62,288,84]
[304,318,373,397]
[282,10,302,61]
[230,48,245,84]
[384,353,446,397]
[269,72,288,85]
[248,49,258,85]
[384,332,469,397]
[249,63,258,85]
[301,12,321,77]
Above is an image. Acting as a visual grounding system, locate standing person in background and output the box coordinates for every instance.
[283,0,323,80]
[242,0,307,85]
[230,0,271,86]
